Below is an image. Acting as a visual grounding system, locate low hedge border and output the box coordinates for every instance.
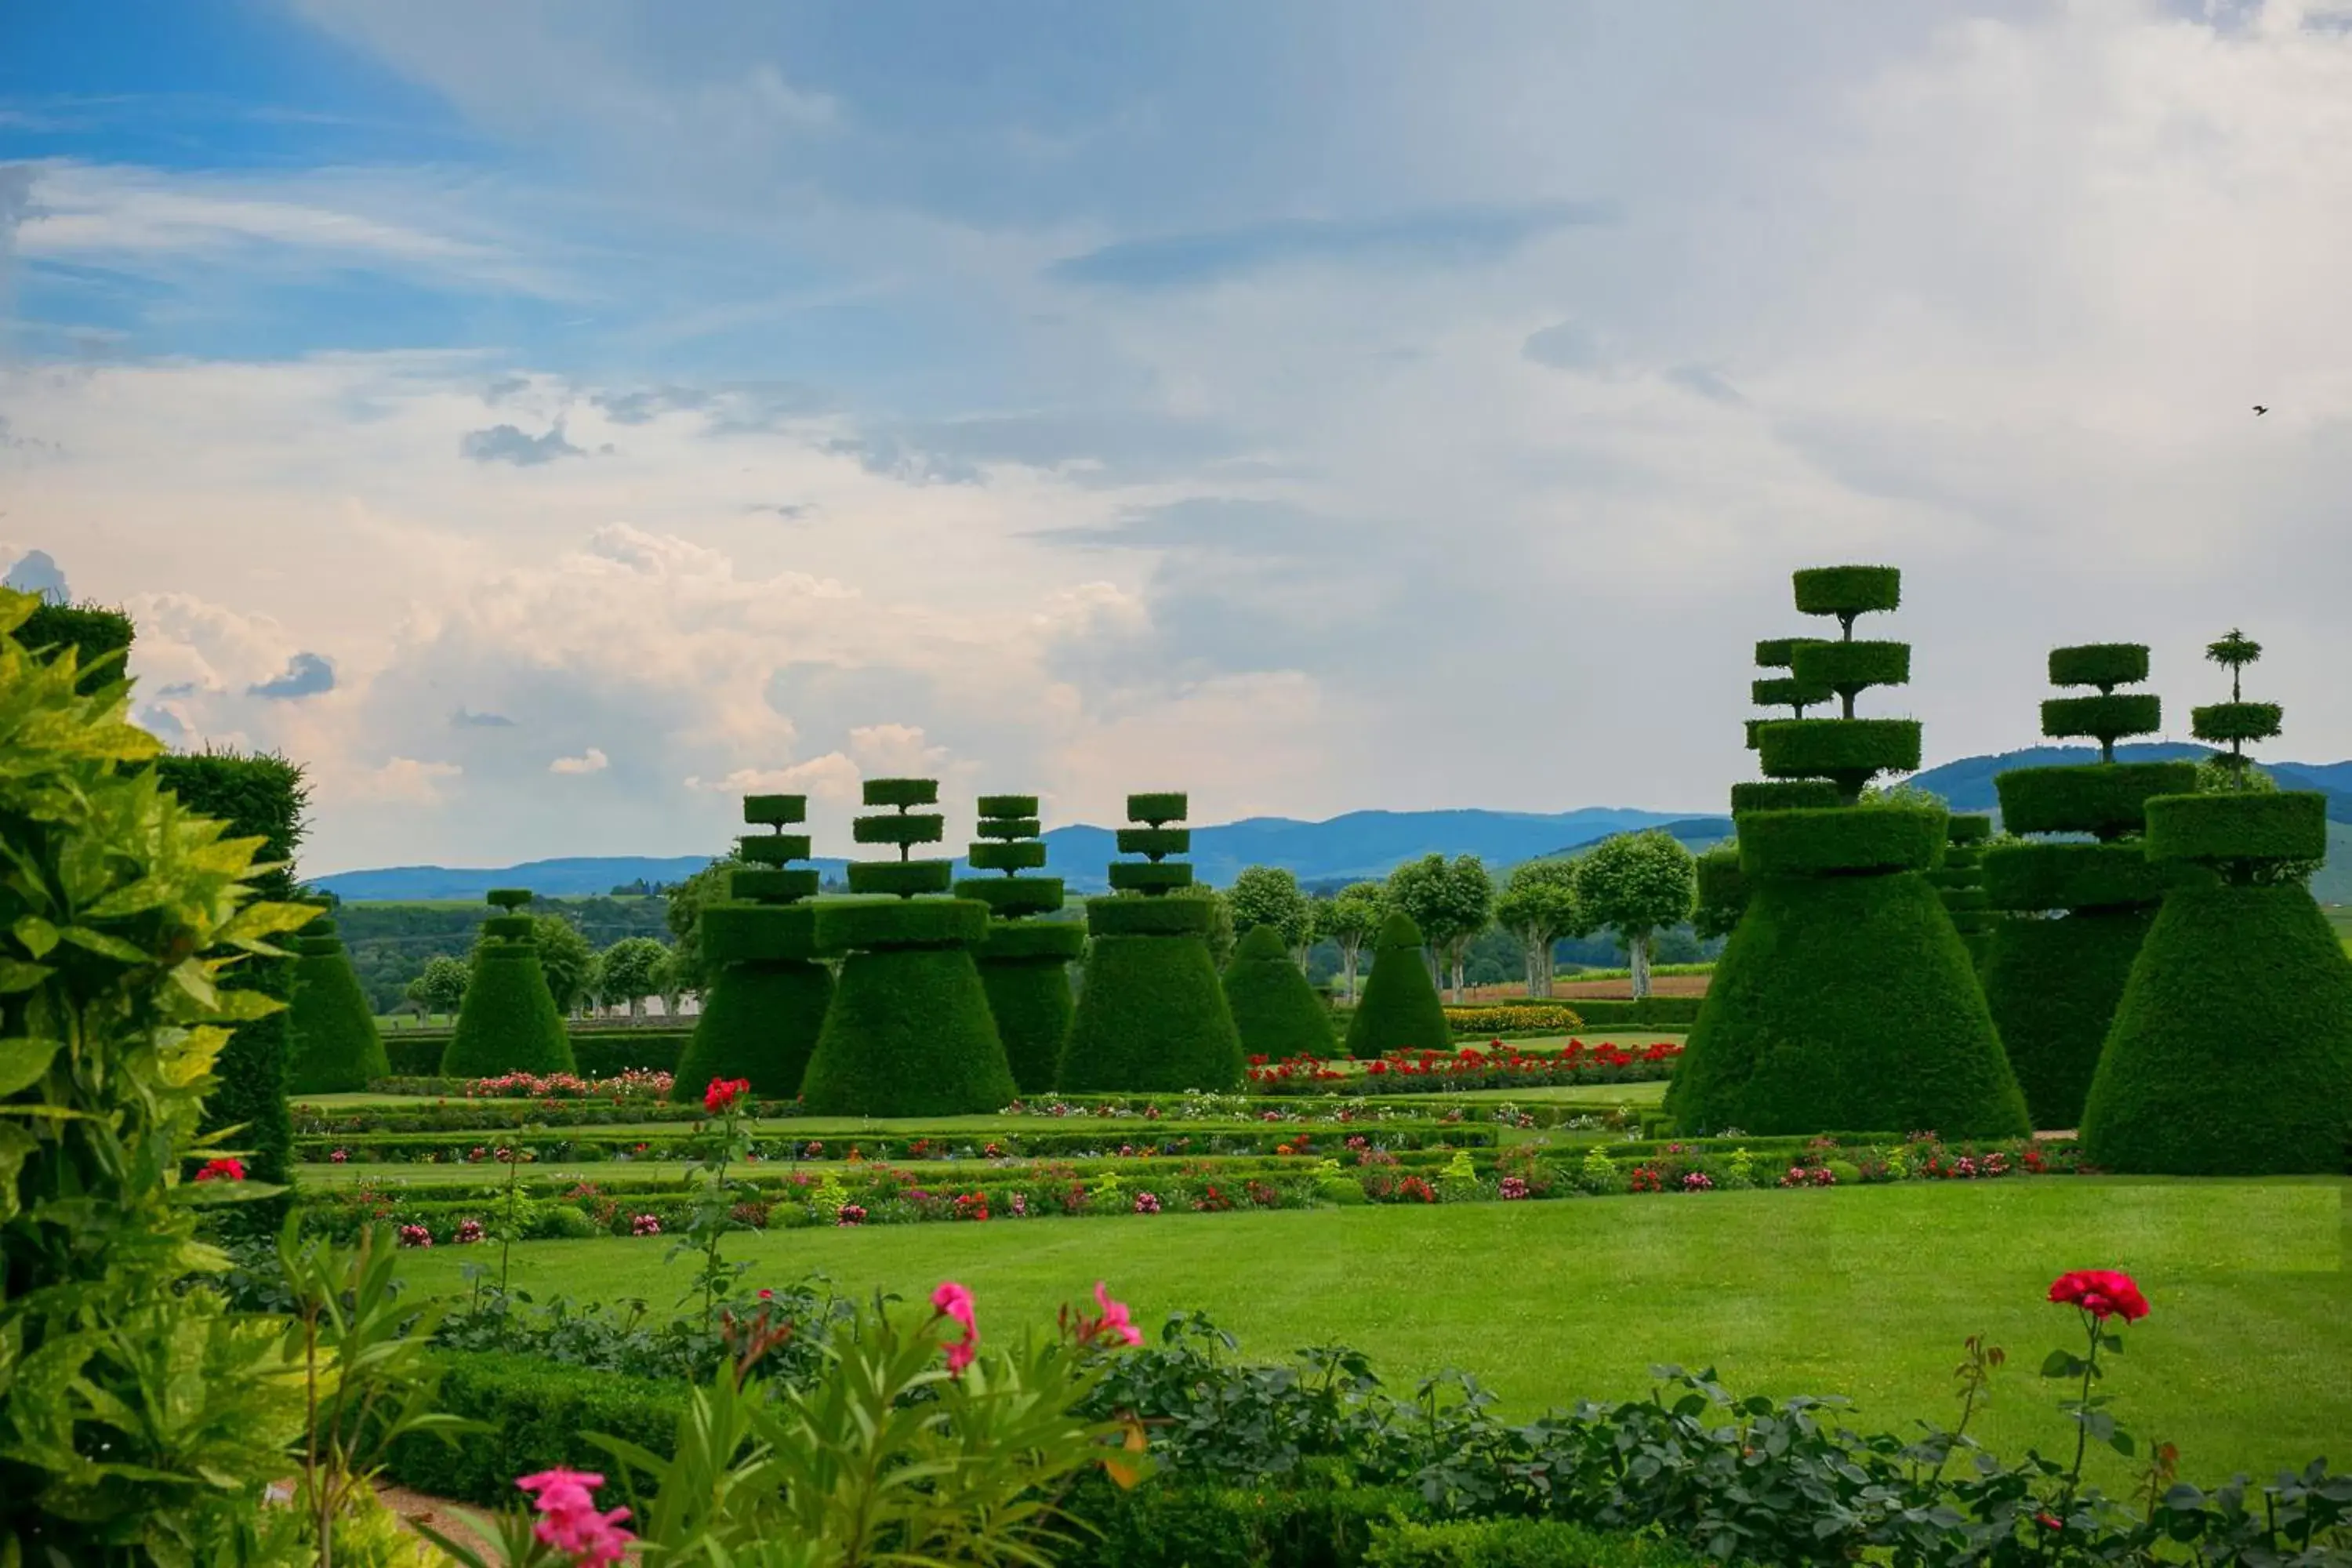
[384,1032,691,1078]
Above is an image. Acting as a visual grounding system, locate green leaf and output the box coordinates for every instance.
[58,925,149,964]
[2039,1348,2085,1379]
[0,1036,63,1098]
[0,957,53,994]
[10,915,59,959]
[2110,1429,2137,1457]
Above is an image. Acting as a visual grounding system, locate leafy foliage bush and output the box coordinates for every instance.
[1343,912,1452,1058]
[1225,924,1338,1061]
[441,894,575,1079]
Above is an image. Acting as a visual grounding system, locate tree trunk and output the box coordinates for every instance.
[1449,949,1466,1003]
[1523,935,1541,998]
[629,995,644,1024]
[1630,932,1651,1000]
[1342,944,1359,1003]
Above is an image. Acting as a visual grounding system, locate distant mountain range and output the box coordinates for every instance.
[310,805,1706,901]
[310,750,2352,904]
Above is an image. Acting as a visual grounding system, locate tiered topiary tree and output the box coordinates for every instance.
[1731,638,1843,815]
[799,779,1017,1115]
[672,793,833,1102]
[1977,645,2195,1129]
[1933,814,1996,966]
[1223,923,1335,1061]
[1342,909,1453,1057]
[1669,565,2029,1138]
[1058,793,1245,1092]
[2079,633,2352,1173]
[440,888,575,1077]
[954,794,1081,1094]
[285,897,392,1093]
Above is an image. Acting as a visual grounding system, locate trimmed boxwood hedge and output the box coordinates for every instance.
[1668,869,2028,1138]
[1980,840,2183,913]
[1224,924,1338,1062]
[1993,761,2198,840]
[2041,693,2161,748]
[1343,912,1451,1058]
[1727,779,1839,815]
[286,920,391,1093]
[1788,638,1910,697]
[2080,881,2352,1172]
[387,1353,684,1508]
[845,859,955,896]
[440,924,575,1079]
[2048,642,2148,689]
[701,901,821,964]
[1980,906,2151,1131]
[1737,804,1944,876]
[814,896,992,950]
[2144,789,2328,867]
[1791,564,1901,622]
[1753,719,1923,789]
[673,957,832,1102]
[1088,897,1215,937]
[381,1029,692,1079]
[800,943,1017,1114]
[975,949,1079,1094]
[1059,933,1245,1093]
[17,600,135,692]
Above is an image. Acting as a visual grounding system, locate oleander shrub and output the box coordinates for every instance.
[1224,924,1338,1061]
[2082,632,2352,1172]
[673,793,832,1102]
[440,894,575,1078]
[1061,793,1245,1092]
[1343,912,1453,1058]
[1675,565,2027,1138]
[285,911,393,1094]
[958,793,1080,1093]
[800,778,1017,1114]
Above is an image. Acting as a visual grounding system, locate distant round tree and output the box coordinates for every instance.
[1223,923,1335,1060]
[532,912,596,1017]
[673,795,833,1102]
[1343,909,1453,1057]
[1572,831,1695,999]
[440,888,575,1078]
[1386,852,1494,1001]
[1228,865,1316,956]
[800,779,1016,1115]
[955,793,1082,1094]
[1314,880,1388,1006]
[594,935,671,1022]
[1494,858,1586,998]
[405,955,469,1021]
[1977,645,2193,1128]
[1057,793,1245,1092]
[1670,565,2027,1138]
[285,903,391,1093]
[2079,633,2352,1173]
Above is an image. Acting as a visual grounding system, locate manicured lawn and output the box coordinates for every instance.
[396,1176,2348,1486]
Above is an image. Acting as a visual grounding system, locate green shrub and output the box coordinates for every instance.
[380,1030,694,1080]
[1088,896,1216,937]
[1728,779,1839,814]
[1737,804,1944,876]
[2145,790,2328,868]
[1127,790,1188,823]
[1343,912,1451,1058]
[673,958,832,1102]
[287,917,392,1093]
[1365,1516,1713,1568]
[1224,924,1337,1062]
[1062,1476,1411,1568]
[846,859,955,896]
[2048,642,2149,689]
[1980,840,2181,912]
[959,797,1078,1094]
[1980,908,2151,1130]
[441,895,574,1078]
[700,901,821,964]
[1788,638,1910,698]
[385,1352,684,1508]
[2081,881,2352,1172]
[1791,563,1900,623]
[2041,693,2161,748]
[815,896,992,949]
[1753,719,1922,796]
[16,599,135,691]
[1994,761,2198,839]
[153,750,308,1201]
[1668,870,2029,1137]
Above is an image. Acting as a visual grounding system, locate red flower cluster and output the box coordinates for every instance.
[2049,1269,2149,1322]
[193,1157,246,1183]
[703,1076,752,1115]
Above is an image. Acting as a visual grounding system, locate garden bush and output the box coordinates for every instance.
[1061,793,1246,1092]
[439,891,575,1078]
[1674,565,2027,1138]
[1977,645,2192,1128]
[154,750,310,1200]
[1934,814,1994,964]
[376,1029,691,1079]
[386,1352,685,1507]
[14,597,133,691]
[957,793,1082,1093]
[800,778,1017,1114]
[1225,924,1338,1061]
[2082,631,2352,1171]
[672,793,832,1102]
[285,909,393,1094]
[1343,911,1452,1058]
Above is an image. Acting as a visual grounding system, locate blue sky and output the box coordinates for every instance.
[4,1,2350,873]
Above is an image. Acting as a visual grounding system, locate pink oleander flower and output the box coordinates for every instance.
[516,1468,633,1567]
[1092,1280,1143,1348]
[932,1279,980,1374]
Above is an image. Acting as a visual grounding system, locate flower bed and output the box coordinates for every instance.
[1249,1040,1682,1093]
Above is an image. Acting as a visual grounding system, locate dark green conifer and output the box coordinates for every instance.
[1223,922,1335,1061]
[1342,910,1452,1057]
[673,793,833,1102]
[799,779,1017,1115]
[441,889,575,1077]
[954,794,1081,1094]
[285,899,392,1093]
[1671,565,2028,1138]
[1058,793,1245,1091]
[2080,633,2352,1172]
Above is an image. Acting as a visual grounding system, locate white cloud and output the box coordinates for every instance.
[550,747,608,775]
[349,757,463,804]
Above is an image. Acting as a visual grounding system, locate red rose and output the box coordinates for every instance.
[2048,1269,2149,1322]
[702,1077,752,1115]
[194,1157,246,1182]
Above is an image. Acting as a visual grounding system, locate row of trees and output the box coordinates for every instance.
[1225,829,1704,1002]
[402,923,681,1022]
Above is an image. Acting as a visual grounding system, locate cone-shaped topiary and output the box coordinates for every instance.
[1058,792,1245,1091]
[1671,565,2028,1138]
[285,902,391,1093]
[440,891,575,1077]
[1978,646,2193,1129]
[1342,909,1453,1057]
[1223,922,1335,1062]
[1931,814,1996,967]
[2079,634,2352,1172]
[673,793,833,1102]
[800,779,1017,1115]
[955,793,1080,1094]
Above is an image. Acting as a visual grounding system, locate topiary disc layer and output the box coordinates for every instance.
[1737,804,1944,877]
[1057,930,1244,1092]
[1993,762,2198,840]
[955,876,1065,919]
[701,902,820,964]
[2144,790,2328,868]
[1089,896,1214,938]
[1980,840,2187,913]
[1668,868,2029,1138]
[440,943,574,1078]
[1729,780,1841,815]
[1224,924,1336,1062]
[799,946,1017,1115]
[1755,719,1922,800]
[2078,880,2352,1173]
[672,958,833,1103]
[815,896,990,953]
[1342,911,1450,1058]
[1980,906,2152,1131]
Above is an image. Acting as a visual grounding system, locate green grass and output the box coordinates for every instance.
[393,1177,2347,1485]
